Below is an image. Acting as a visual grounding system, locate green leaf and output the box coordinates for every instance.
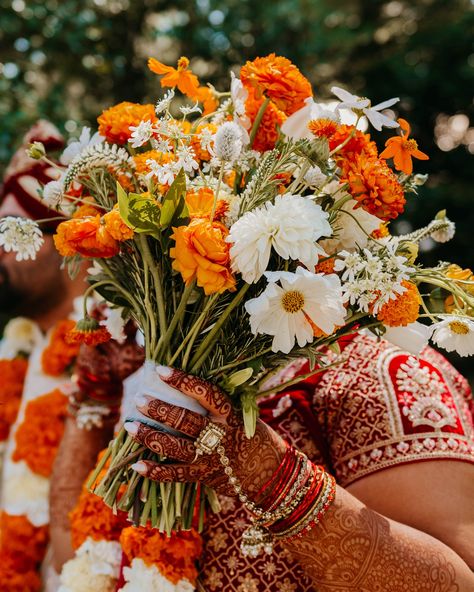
[117,182,161,237]
[160,168,188,228]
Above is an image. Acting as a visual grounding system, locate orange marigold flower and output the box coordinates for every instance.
[148,56,200,98]
[171,218,236,295]
[54,215,120,258]
[246,88,286,152]
[240,54,312,115]
[314,258,336,275]
[12,389,68,476]
[0,358,28,442]
[98,101,156,145]
[41,319,80,376]
[376,281,421,327]
[371,222,390,239]
[380,118,429,175]
[73,203,101,218]
[341,154,406,221]
[66,317,112,346]
[329,125,378,160]
[185,187,228,220]
[308,118,338,139]
[133,150,174,175]
[120,526,202,585]
[103,205,134,241]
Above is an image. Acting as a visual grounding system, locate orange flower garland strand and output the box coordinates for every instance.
[12,389,68,476]
[41,319,80,376]
[0,358,28,442]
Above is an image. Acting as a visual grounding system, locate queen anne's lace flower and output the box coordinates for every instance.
[245,266,346,353]
[228,194,332,283]
[129,120,155,148]
[431,316,474,357]
[0,217,44,261]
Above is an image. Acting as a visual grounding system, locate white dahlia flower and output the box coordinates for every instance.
[245,266,346,354]
[228,194,332,283]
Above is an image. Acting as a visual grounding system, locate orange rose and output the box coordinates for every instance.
[54,215,120,258]
[170,218,236,295]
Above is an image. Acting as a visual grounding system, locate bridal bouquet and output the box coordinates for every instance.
[3,54,473,532]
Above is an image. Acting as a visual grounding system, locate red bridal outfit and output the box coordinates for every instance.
[199,332,474,592]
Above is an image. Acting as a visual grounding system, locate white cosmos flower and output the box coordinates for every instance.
[331,86,399,131]
[228,194,332,283]
[383,321,432,355]
[129,120,155,148]
[60,127,104,165]
[281,97,339,141]
[431,317,474,357]
[245,267,346,354]
[0,216,44,261]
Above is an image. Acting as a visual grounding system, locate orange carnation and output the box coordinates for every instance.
[41,319,80,376]
[148,56,200,98]
[103,205,134,241]
[185,187,228,220]
[246,88,286,152]
[120,526,202,585]
[54,215,120,258]
[308,118,338,140]
[66,317,112,346]
[341,153,406,221]
[376,281,421,327]
[12,389,68,477]
[98,101,156,145]
[170,219,236,295]
[240,54,312,115]
[0,358,28,441]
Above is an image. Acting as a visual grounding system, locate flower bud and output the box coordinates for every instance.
[27,142,46,160]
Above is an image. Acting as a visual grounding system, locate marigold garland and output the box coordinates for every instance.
[41,319,80,376]
[120,526,203,585]
[0,358,28,441]
[376,280,421,327]
[240,53,312,116]
[341,153,406,221]
[12,389,68,477]
[97,102,157,145]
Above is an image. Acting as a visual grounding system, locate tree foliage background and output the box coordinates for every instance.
[0,0,473,371]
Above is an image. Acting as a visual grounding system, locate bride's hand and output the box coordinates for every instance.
[124,366,286,500]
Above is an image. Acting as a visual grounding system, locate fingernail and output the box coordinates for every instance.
[134,393,149,407]
[131,461,147,474]
[156,365,173,378]
[124,421,139,435]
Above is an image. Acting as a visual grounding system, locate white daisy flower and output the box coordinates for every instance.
[60,127,104,165]
[0,216,44,261]
[331,86,399,131]
[431,317,474,357]
[213,121,244,162]
[281,97,340,140]
[245,267,346,353]
[228,194,332,283]
[129,120,155,148]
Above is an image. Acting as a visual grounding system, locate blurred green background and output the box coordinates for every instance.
[0,0,473,371]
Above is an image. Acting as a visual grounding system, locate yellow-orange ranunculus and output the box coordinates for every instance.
[97,101,156,145]
[240,54,312,116]
[185,188,228,220]
[170,219,236,295]
[103,205,134,241]
[54,216,120,258]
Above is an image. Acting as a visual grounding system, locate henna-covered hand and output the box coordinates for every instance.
[124,366,287,502]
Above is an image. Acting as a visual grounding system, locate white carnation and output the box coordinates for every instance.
[58,553,117,592]
[228,194,332,283]
[0,216,44,261]
[213,121,243,162]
